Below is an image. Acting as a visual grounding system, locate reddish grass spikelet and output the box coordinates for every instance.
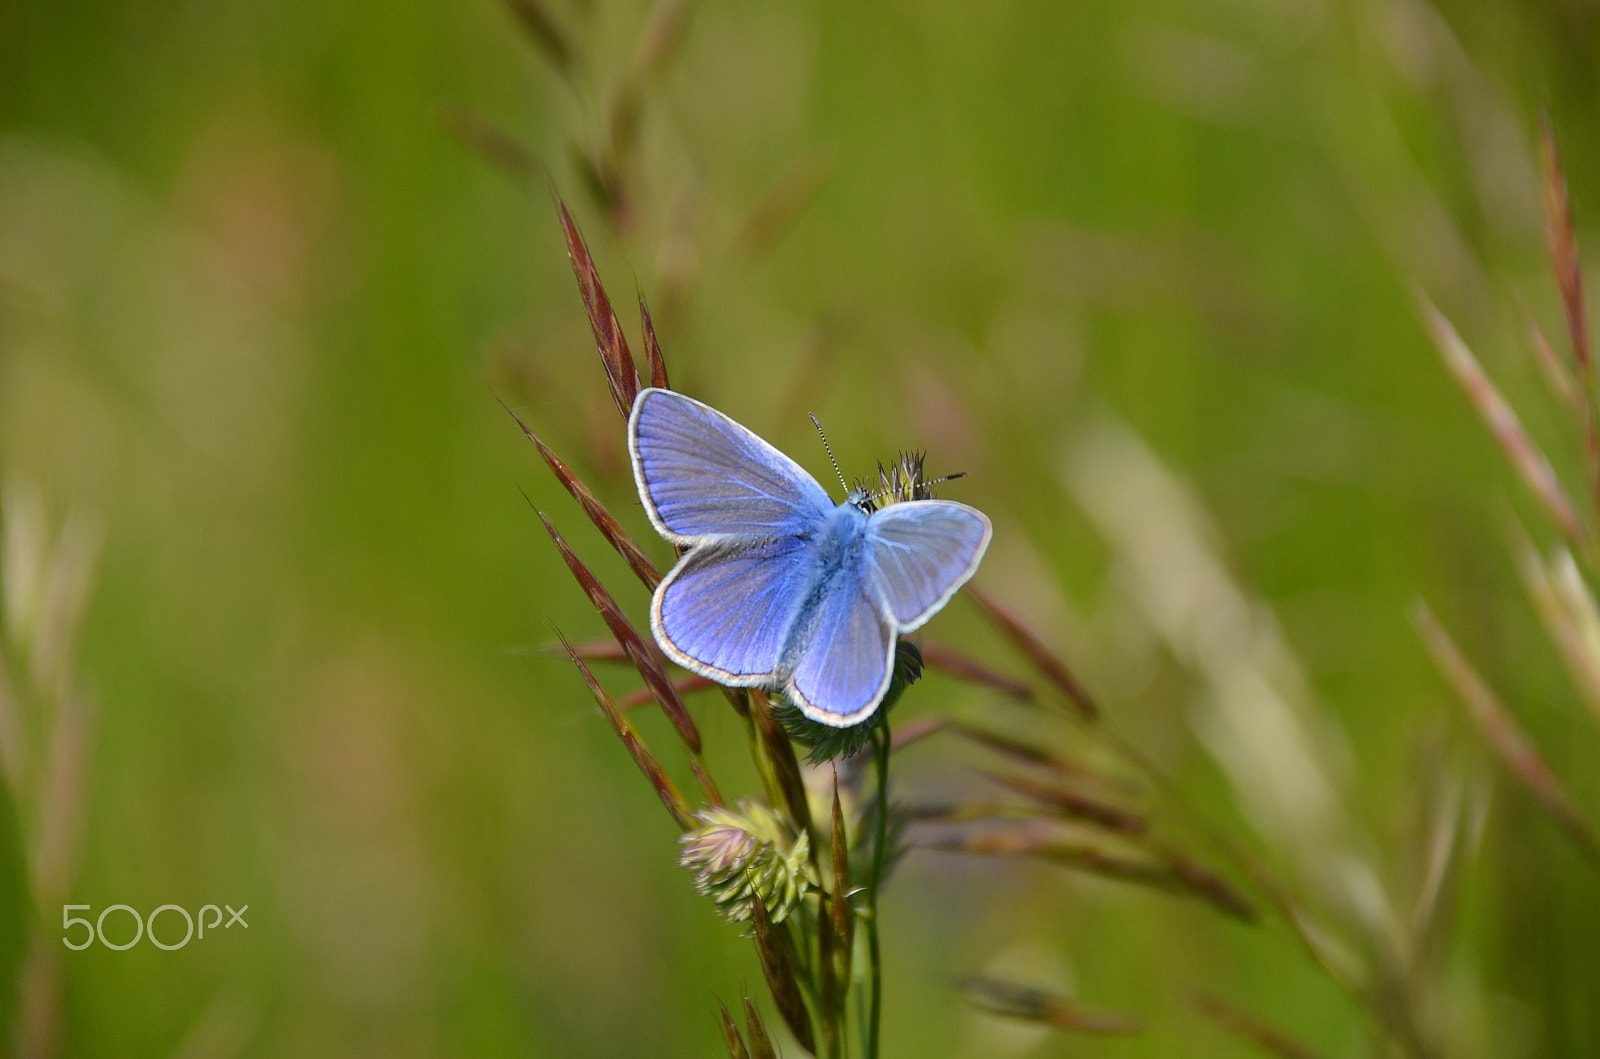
[556,631,692,830]
[742,997,778,1059]
[536,509,723,805]
[603,86,644,195]
[1192,994,1327,1059]
[678,746,725,814]
[1540,119,1591,373]
[604,0,697,171]
[949,723,1131,801]
[536,509,701,754]
[1412,601,1600,866]
[437,104,537,185]
[505,0,575,74]
[634,0,696,84]
[737,146,834,261]
[1421,298,1586,547]
[750,690,815,843]
[828,786,854,1011]
[0,676,20,794]
[980,770,1146,836]
[32,692,91,909]
[716,1001,752,1059]
[1399,746,1471,979]
[639,295,671,390]
[600,0,696,228]
[550,639,628,663]
[504,400,661,588]
[1154,844,1256,922]
[949,722,1065,772]
[919,642,1035,701]
[1519,295,1579,409]
[750,898,816,1054]
[618,673,714,710]
[570,146,629,233]
[965,586,1098,719]
[815,879,839,1058]
[922,824,1252,920]
[1538,120,1600,529]
[958,978,1141,1035]
[558,200,640,417]
[814,790,844,1057]
[888,714,949,753]
[905,800,1032,824]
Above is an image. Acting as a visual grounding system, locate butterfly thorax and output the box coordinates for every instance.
[810,503,870,587]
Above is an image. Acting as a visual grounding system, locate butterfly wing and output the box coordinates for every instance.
[629,388,834,544]
[864,500,992,629]
[785,561,897,727]
[651,536,820,684]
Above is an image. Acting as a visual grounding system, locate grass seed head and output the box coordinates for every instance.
[679,801,814,926]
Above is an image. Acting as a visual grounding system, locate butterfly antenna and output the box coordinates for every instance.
[809,413,850,494]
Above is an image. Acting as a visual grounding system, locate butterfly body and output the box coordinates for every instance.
[778,503,869,667]
[629,388,990,727]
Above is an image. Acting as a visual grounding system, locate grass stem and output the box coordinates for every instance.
[866,721,891,1059]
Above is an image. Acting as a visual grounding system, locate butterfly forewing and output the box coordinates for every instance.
[863,501,992,628]
[629,388,833,543]
[786,564,896,726]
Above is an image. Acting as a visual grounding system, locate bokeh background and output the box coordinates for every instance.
[2,0,1599,1055]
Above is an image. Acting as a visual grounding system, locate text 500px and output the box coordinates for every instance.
[62,904,248,951]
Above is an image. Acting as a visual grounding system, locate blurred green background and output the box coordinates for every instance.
[2,0,1598,1055]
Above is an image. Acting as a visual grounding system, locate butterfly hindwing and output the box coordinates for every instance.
[786,561,896,726]
[629,388,833,543]
[652,536,818,684]
[863,500,992,628]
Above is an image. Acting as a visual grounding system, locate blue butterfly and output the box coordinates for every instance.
[628,388,992,727]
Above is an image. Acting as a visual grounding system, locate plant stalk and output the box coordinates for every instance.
[866,720,891,1059]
